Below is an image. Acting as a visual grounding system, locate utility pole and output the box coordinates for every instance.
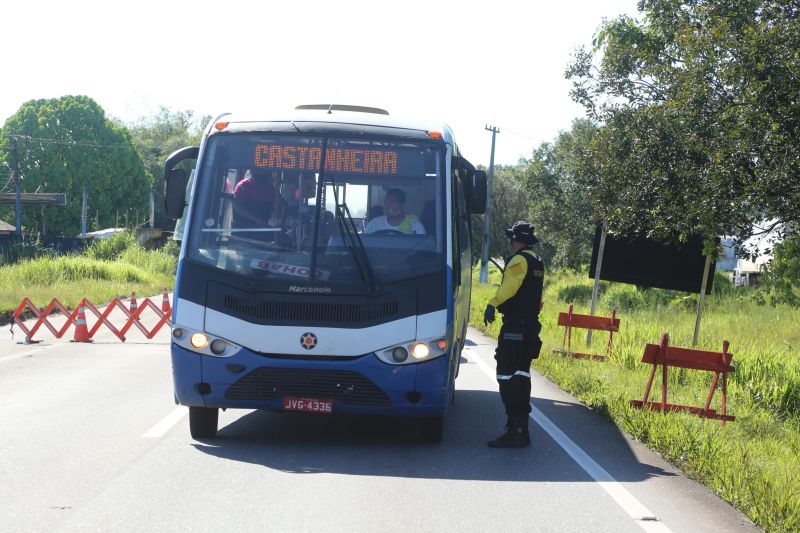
[479,125,500,284]
[11,136,22,239]
[149,189,155,229]
[81,182,88,238]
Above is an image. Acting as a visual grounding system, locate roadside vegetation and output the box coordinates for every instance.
[471,266,800,532]
[0,1,796,530]
[0,232,178,325]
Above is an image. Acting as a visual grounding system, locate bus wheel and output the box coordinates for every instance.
[189,406,219,438]
[417,417,444,443]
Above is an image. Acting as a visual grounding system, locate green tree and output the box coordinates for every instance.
[567,1,800,251]
[764,231,800,307]
[471,164,530,264]
[0,96,150,235]
[522,118,598,269]
[127,107,208,228]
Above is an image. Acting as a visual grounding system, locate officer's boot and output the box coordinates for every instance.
[487,416,530,448]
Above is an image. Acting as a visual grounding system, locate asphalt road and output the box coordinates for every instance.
[0,314,759,532]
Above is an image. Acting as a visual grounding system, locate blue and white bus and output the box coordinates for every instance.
[164,105,486,442]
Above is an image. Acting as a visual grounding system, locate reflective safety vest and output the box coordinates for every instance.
[497,249,544,322]
[398,215,419,234]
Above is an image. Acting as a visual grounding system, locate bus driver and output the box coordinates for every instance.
[364,188,426,235]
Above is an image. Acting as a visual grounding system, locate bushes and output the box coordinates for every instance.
[553,276,678,312]
[557,283,594,303]
[85,231,138,261]
[0,238,55,264]
[713,270,735,296]
[762,235,800,308]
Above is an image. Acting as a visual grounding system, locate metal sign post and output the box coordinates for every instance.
[692,253,713,347]
[587,221,608,348]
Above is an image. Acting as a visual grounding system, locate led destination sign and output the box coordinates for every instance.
[254,144,424,176]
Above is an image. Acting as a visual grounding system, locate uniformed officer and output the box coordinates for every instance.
[483,221,544,448]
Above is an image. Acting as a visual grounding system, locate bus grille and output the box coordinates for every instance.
[223,295,399,325]
[225,368,392,407]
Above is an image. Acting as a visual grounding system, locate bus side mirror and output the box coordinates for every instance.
[165,168,188,220]
[163,146,199,221]
[470,170,487,214]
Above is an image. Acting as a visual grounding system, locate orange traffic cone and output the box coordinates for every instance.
[72,304,92,343]
[161,288,171,314]
[130,292,138,313]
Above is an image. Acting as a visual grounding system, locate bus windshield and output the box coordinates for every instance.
[186,133,445,284]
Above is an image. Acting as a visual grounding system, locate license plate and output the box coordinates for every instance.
[282,396,334,414]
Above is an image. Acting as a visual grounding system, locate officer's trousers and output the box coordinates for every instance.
[494,316,542,421]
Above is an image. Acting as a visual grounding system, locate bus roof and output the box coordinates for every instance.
[210,106,458,146]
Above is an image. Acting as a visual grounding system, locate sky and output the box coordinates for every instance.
[2,0,640,167]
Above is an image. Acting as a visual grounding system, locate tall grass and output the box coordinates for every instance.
[0,232,177,317]
[471,267,800,532]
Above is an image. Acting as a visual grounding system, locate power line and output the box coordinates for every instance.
[497,127,539,142]
[0,175,13,194]
[3,133,136,149]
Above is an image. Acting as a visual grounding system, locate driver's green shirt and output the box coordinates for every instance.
[365,214,426,234]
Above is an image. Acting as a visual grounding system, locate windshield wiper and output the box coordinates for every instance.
[334,196,380,296]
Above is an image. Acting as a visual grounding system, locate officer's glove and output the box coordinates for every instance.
[483,305,496,326]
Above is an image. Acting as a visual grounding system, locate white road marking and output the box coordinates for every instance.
[143,406,189,438]
[467,351,674,533]
[0,342,63,363]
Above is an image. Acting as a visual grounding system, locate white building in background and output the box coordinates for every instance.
[718,221,782,286]
[734,255,771,287]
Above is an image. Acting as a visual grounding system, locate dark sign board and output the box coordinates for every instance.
[589,225,716,294]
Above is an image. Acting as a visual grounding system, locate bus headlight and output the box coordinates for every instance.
[172,326,241,357]
[191,333,209,349]
[377,337,450,365]
[410,342,430,359]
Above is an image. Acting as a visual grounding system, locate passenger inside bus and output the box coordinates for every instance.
[233,168,276,231]
[364,188,426,235]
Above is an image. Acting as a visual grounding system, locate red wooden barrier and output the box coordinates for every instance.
[630,333,735,425]
[553,304,620,362]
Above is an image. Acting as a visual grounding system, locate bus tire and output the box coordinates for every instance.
[189,406,219,439]
[417,416,444,443]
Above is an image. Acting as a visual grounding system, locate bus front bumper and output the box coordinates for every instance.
[171,344,453,417]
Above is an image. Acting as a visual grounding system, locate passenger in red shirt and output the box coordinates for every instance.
[233,169,276,230]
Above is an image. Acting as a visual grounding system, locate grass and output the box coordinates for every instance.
[471,266,800,533]
[0,233,177,321]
